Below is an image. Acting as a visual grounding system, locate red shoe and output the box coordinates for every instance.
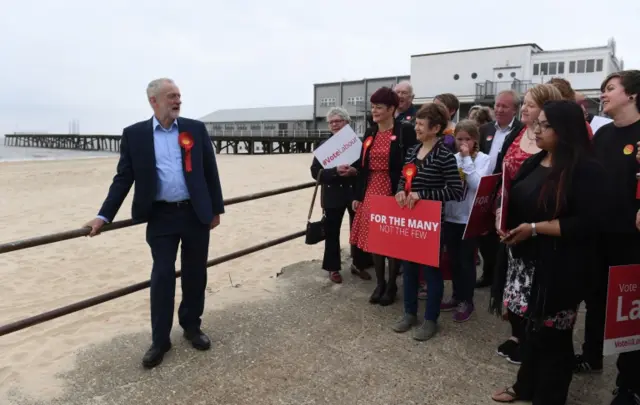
[329,271,343,284]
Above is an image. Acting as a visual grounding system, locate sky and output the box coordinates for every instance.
[1,0,639,136]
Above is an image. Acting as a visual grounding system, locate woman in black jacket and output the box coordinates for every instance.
[491,100,609,404]
[350,87,417,305]
[311,107,373,283]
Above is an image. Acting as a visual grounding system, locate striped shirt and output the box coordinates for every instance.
[397,140,464,203]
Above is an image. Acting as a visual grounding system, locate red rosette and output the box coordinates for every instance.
[361,136,373,167]
[178,132,194,172]
[402,163,417,192]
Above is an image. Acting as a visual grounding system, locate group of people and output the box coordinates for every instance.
[310,73,640,405]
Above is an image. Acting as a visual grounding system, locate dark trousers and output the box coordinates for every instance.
[617,350,640,393]
[581,274,606,367]
[145,202,210,347]
[403,262,444,322]
[509,310,526,341]
[443,222,477,304]
[322,205,371,271]
[513,324,575,405]
[478,232,499,283]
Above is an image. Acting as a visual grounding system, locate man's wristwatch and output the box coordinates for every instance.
[531,223,537,237]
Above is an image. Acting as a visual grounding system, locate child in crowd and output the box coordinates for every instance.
[440,119,491,322]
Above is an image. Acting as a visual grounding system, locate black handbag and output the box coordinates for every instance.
[305,170,326,245]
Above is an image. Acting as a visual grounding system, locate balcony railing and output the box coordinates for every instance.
[475,79,535,100]
[207,129,333,138]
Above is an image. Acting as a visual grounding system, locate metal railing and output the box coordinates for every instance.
[0,181,316,336]
[208,129,333,138]
[475,79,535,99]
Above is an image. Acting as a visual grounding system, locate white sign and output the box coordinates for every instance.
[591,115,613,135]
[313,125,363,169]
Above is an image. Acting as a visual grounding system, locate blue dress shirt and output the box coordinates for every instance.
[152,116,190,202]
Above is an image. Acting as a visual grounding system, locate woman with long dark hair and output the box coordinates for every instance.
[491,100,609,404]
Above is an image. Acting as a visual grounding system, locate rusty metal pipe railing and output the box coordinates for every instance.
[0,182,315,255]
[0,229,306,337]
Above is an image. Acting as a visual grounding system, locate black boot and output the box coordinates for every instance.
[370,254,387,304]
[380,258,399,306]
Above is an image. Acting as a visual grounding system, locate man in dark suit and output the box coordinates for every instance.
[475,90,523,288]
[84,78,224,368]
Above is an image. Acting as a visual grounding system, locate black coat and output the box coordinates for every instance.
[354,121,418,201]
[310,152,357,210]
[490,151,610,318]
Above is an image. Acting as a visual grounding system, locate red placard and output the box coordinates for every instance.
[603,264,640,356]
[462,173,501,240]
[367,195,442,267]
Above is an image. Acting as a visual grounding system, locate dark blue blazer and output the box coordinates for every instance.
[98,117,224,225]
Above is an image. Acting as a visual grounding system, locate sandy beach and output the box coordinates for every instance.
[0,153,332,401]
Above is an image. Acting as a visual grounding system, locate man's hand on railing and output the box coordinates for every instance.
[84,218,106,237]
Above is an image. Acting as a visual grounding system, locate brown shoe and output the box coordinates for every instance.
[350,264,371,280]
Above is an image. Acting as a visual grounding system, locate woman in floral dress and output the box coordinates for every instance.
[490,101,609,404]
[350,86,417,306]
[489,84,564,366]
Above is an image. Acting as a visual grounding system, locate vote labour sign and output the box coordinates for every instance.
[366,195,442,267]
[462,174,501,240]
[603,264,640,356]
[312,125,363,169]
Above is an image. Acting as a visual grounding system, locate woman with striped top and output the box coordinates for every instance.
[391,102,464,341]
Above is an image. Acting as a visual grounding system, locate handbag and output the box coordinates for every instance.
[305,169,326,245]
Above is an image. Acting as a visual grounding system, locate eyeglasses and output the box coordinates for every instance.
[533,120,551,131]
[328,119,346,125]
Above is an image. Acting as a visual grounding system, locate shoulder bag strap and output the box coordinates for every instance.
[307,169,323,222]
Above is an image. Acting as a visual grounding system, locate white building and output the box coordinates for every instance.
[410,39,624,116]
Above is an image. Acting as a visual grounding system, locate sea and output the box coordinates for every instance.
[0,138,119,163]
[0,137,280,163]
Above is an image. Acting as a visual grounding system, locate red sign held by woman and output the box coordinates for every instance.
[367,195,442,267]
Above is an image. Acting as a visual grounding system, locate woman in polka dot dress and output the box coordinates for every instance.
[350,87,417,306]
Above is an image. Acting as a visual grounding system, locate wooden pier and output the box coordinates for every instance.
[3,131,332,155]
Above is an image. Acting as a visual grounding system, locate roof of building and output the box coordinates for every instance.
[199,105,314,123]
[411,43,543,58]
[315,75,411,87]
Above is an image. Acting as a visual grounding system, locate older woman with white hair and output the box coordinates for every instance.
[310,107,373,283]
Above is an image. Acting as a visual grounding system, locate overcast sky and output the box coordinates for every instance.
[1,0,638,136]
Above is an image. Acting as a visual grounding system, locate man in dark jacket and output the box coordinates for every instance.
[476,90,523,288]
[84,78,224,369]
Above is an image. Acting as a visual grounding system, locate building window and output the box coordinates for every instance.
[471,72,477,79]
[558,62,565,74]
[264,124,276,130]
[569,61,576,73]
[453,74,459,80]
[596,59,604,72]
[586,59,595,73]
[320,97,336,107]
[224,124,234,130]
[533,64,539,75]
[577,60,586,73]
[213,124,222,130]
[237,124,247,130]
[540,62,548,75]
[510,72,516,78]
[347,96,364,105]
[250,124,261,130]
